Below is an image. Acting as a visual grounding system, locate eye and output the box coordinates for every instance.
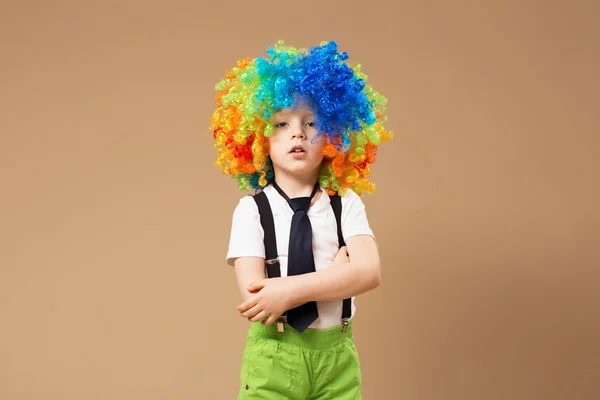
[274,122,288,128]
[305,121,316,128]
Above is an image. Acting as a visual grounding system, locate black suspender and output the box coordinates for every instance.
[329,195,352,330]
[252,189,352,333]
[253,191,281,278]
[329,194,345,248]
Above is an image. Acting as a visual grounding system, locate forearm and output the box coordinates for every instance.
[233,257,266,301]
[289,260,381,303]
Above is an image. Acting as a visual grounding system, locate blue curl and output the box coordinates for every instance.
[252,41,377,146]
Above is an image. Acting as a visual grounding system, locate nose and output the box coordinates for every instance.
[291,129,306,140]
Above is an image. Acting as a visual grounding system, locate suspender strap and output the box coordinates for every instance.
[252,191,280,278]
[329,194,352,323]
[329,194,345,247]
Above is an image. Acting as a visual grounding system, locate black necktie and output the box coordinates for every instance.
[273,181,320,332]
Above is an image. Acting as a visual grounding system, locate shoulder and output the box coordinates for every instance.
[337,189,375,239]
[231,194,260,220]
[339,188,366,210]
[235,194,258,209]
[226,194,266,266]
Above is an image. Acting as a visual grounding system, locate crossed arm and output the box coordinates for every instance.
[233,234,381,326]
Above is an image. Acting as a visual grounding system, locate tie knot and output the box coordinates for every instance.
[289,197,311,213]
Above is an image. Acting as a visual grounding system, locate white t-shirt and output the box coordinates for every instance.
[226,185,375,330]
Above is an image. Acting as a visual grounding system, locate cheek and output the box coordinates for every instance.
[316,149,325,161]
[311,144,326,163]
[267,138,285,160]
[310,135,326,152]
[308,132,326,147]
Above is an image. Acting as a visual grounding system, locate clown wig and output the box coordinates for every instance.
[211,40,392,196]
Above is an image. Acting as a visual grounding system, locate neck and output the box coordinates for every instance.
[272,168,320,199]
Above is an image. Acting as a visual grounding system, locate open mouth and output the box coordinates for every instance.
[289,145,307,154]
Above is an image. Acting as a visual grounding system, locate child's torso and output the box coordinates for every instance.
[263,185,355,329]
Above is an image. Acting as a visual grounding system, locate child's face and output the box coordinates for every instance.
[268,105,325,178]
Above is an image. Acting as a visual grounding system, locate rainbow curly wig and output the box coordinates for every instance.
[211,40,392,196]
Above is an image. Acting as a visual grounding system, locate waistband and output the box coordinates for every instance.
[247,320,354,350]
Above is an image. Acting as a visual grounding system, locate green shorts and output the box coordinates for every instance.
[238,320,362,400]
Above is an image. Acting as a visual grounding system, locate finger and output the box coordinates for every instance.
[249,310,269,323]
[334,251,349,264]
[262,314,279,326]
[237,297,258,313]
[240,303,262,319]
[240,304,261,318]
[246,280,266,293]
[336,247,348,258]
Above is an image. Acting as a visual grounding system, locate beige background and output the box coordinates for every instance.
[1,1,598,399]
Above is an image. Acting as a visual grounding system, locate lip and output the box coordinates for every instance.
[289,144,307,154]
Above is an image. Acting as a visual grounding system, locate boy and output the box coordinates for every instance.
[212,40,392,399]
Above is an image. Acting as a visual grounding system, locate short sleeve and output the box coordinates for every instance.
[340,190,376,241]
[225,196,265,266]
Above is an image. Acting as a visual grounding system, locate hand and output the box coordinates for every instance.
[334,246,350,264]
[237,277,297,326]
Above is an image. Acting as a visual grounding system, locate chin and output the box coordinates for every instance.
[285,165,319,175]
[277,161,321,176]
